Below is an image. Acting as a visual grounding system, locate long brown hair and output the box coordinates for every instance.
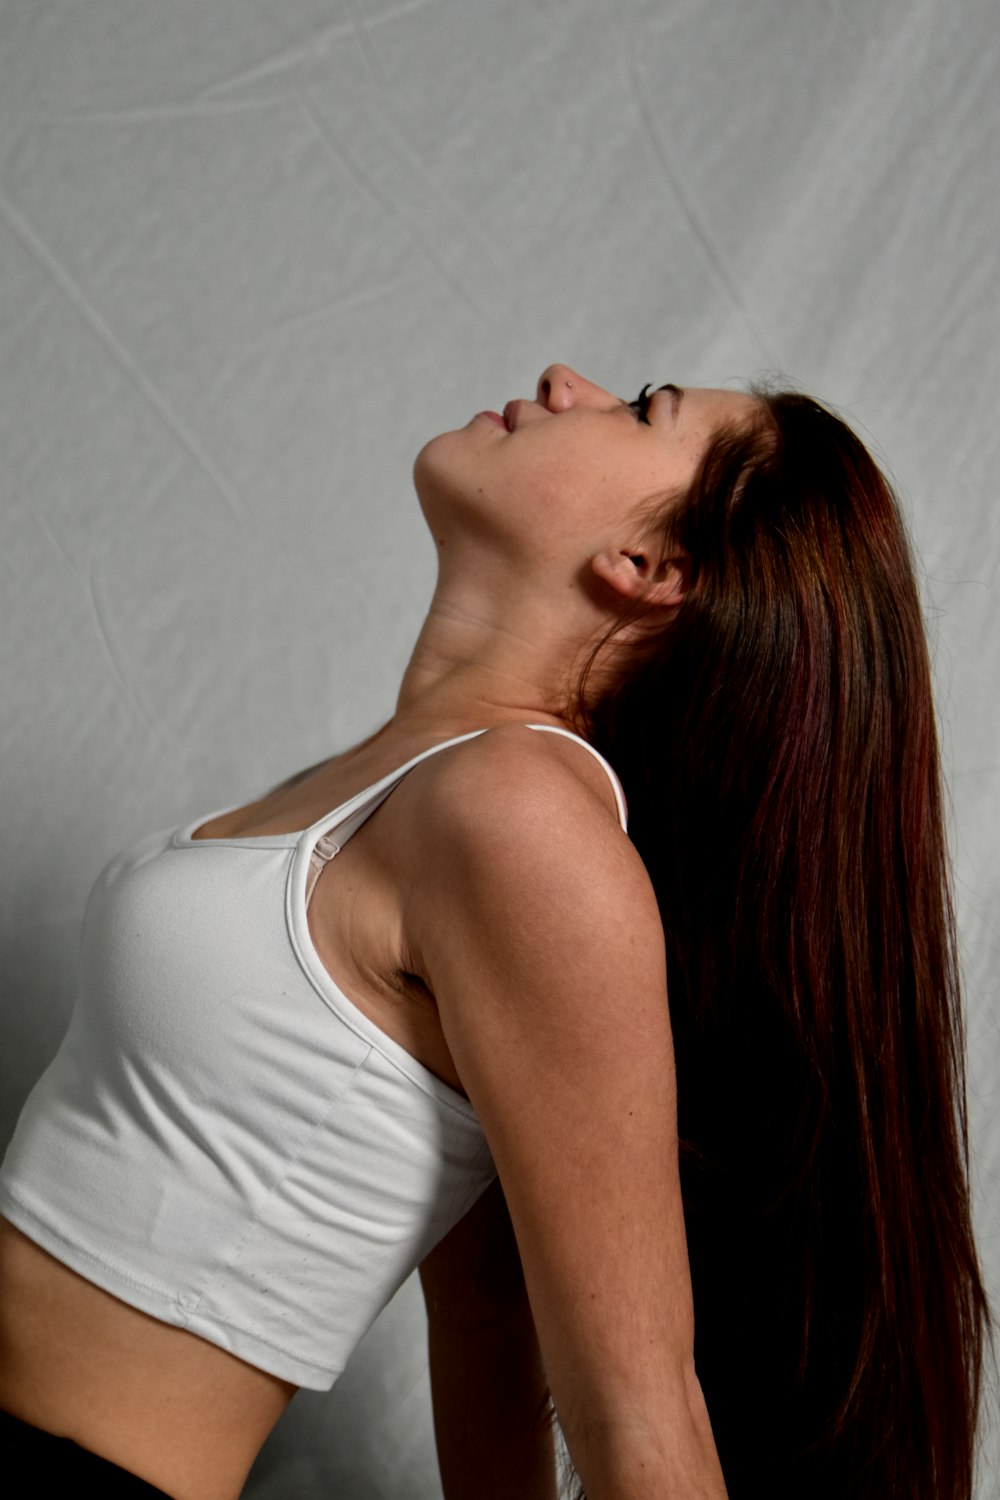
[583,390,991,1497]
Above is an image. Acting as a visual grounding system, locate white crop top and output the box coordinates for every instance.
[0,725,627,1390]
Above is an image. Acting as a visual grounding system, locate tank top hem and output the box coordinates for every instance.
[0,1187,343,1391]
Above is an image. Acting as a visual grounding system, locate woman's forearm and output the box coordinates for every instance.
[427,1308,728,1500]
[559,1365,729,1500]
[426,1297,557,1500]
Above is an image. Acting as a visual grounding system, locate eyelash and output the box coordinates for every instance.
[627,384,654,425]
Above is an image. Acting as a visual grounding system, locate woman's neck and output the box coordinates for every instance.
[390,591,586,738]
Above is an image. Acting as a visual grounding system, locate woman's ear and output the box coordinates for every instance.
[591,546,691,608]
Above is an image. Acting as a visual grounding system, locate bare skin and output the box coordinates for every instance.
[1,363,748,1498]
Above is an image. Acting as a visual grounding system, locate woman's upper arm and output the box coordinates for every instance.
[404,732,697,1454]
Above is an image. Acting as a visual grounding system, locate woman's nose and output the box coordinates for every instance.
[536,363,613,412]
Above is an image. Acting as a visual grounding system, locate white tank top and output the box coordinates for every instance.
[0,725,627,1390]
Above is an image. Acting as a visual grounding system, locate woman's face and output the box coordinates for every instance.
[413,363,757,569]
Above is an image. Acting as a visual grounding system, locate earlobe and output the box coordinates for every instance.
[591,547,691,608]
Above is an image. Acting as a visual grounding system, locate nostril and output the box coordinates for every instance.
[537,363,570,408]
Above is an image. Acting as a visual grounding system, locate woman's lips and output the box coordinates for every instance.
[479,410,508,430]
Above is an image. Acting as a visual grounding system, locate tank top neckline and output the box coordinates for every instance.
[172,723,627,852]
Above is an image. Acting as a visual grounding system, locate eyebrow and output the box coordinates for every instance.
[654,383,684,419]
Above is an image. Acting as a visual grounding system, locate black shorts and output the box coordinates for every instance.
[0,1409,172,1496]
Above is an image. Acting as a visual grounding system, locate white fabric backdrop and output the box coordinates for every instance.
[1,2,997,1495]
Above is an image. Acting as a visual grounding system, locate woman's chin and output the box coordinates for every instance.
[412,429,451,492]
[411,427,475,510]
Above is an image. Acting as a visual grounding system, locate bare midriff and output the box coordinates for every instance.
[0,1219,295,1500]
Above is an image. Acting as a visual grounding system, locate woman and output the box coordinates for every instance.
[0,364,988,1499]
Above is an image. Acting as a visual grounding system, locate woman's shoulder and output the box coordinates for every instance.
[396,721,652,941]
[413,720,625,839]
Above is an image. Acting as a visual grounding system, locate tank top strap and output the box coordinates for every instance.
[312,728,491,850]
[313,722,627,853]
[522,724,628,831]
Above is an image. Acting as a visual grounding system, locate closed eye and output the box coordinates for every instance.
[626,385,654,425]
[625,382,683,425]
